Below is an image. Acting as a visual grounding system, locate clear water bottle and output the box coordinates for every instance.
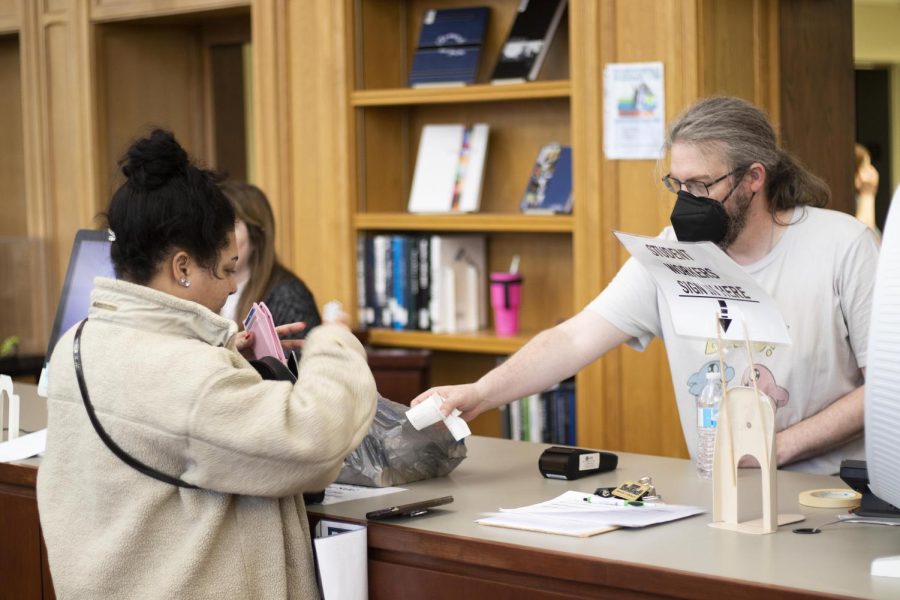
[696,369,723,480]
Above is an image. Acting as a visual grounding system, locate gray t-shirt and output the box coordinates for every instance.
[589,206,879,474]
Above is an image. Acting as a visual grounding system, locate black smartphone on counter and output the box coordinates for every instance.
[365,496,454,520]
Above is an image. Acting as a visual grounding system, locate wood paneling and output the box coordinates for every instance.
[95,22,206,193]
[208,43,247,179]
[779,0,855,214]
[0,465,43,600]
[2,0,858,471]
[0,0,18,34]
[0,34,25,236]
[284,0,353,307]
[18,0,98,344]
[90,0,247,23]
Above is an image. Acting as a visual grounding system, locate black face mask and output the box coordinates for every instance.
[670,190,729,244]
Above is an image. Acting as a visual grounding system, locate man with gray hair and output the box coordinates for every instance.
[414,96,878,475]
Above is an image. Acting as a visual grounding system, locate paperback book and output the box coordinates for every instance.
[491,0,567,83]
[520,143,573,213]
[408,123,490,214]
[409,6,490,87]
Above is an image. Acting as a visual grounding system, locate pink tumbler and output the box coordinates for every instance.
[490,272,523,336]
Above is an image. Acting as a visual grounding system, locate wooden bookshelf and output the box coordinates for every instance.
[334,0,854,455]
[346,0,576,441]
[4,0,856,462]
[354,213,574,233]
[366,328,532,355]
[351,80,571,107]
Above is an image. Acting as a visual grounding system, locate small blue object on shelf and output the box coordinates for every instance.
[519,143,573,214]
[408,6,490,87]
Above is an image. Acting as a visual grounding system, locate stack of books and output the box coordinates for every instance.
[407,1,568,87]
[500,378,576,444]
[357,234,487,334]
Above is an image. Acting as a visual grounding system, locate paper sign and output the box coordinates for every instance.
[614,231,791,345]
[603,62,665,159]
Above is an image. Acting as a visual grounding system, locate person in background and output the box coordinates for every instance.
[220,180,322,339]
[414,96,879,475]
[37,129,376,599]
[854,143,880,232]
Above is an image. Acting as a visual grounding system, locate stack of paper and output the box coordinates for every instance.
[477,490,705,537]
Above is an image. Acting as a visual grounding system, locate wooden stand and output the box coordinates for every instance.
[709,386,803,534]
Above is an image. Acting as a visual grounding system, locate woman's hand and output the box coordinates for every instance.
[275,322,307,352]
[235,322,307,360]
[235,330,254,360]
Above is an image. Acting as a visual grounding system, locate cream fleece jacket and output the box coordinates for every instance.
[37,278,377,599]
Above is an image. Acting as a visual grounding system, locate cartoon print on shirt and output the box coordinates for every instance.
[704,339,777,358]
[686,360,735,396]
[742,364,790,408]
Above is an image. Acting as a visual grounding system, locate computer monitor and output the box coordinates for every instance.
[36,229,115,396]
[864,184,900,577]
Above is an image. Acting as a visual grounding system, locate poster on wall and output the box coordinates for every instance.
[603,62,665,160]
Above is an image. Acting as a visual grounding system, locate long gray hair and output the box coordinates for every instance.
[666,96,829,213]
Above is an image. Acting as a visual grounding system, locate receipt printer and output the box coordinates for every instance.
[538,446,618,480]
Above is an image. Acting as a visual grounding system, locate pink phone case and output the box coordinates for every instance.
[244,302,286,364]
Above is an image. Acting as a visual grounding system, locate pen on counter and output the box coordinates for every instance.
[582,496,645,506]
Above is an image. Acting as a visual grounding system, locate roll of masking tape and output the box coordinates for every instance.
[798,488,862,509]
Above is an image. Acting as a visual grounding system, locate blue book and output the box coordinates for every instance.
[409,47,483,86]
[416,7,489,47]
[408,7,490,87]
[391,236,409,330]
[519,144,573,213]
[563,380,576,445]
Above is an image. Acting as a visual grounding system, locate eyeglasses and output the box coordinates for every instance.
[661,168,743,198]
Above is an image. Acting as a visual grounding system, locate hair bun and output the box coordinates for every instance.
[120,129,189,190]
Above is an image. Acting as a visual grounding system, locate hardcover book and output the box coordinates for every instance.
[408,123,490,213]
[408,6,490,87]
[519,143,573,213]
[490,0,567,83]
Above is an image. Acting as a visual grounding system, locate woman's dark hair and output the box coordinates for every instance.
[104,129,235,284]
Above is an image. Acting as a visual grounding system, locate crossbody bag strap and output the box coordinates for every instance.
[73,318,199,490]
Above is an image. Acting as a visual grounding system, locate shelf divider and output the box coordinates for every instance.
[354,213,574,233]
[366,328,533,354]
[352,80,571,107]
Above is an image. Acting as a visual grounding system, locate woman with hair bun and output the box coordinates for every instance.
[219,180,321,339]
[37,129,376,599]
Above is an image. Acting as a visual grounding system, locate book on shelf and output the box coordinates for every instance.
[490,0,568,84]
[429,234,487,333]
[408,6,490,87]
[356,234,485,334]
[519,143,573,214]
[500,378,576,444]
[408,123,490,214]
